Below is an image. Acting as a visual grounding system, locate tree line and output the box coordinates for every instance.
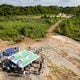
[0,4,80,16]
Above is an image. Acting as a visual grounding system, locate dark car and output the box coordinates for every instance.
[2,59,17,72]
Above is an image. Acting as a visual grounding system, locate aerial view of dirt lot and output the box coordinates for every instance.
[0,0,80,80]
[0,20,80,80]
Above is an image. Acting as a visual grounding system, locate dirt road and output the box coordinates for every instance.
[48,20,62,33]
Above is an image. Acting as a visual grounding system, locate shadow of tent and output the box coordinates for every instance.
[8,73,22,77]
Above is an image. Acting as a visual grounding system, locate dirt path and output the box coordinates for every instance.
[48,20,62,33]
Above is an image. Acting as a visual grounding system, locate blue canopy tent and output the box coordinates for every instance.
[5,47,19,56]
[5,48,15,56]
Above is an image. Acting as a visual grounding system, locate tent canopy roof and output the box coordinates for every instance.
[9,49,39,68]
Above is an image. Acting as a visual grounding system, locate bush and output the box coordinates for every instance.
[55,17,80,41]
[0,15,59,41]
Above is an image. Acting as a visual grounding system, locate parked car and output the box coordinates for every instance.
[2,59,17,72]
[2,59,23,73]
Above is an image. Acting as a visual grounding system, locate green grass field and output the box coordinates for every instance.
[0,15,59,41]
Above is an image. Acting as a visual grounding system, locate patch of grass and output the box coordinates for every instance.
[0,16,59,41]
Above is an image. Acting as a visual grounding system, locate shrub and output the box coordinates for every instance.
[55,17,80,41]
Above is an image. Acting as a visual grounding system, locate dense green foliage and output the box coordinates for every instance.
[0,4,80,41]
[0,4,61,16]
[0,16,58,41]
[0,4,80,16]
[55,17,80,41]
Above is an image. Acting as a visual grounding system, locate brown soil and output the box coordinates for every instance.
[0,20,80,80]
